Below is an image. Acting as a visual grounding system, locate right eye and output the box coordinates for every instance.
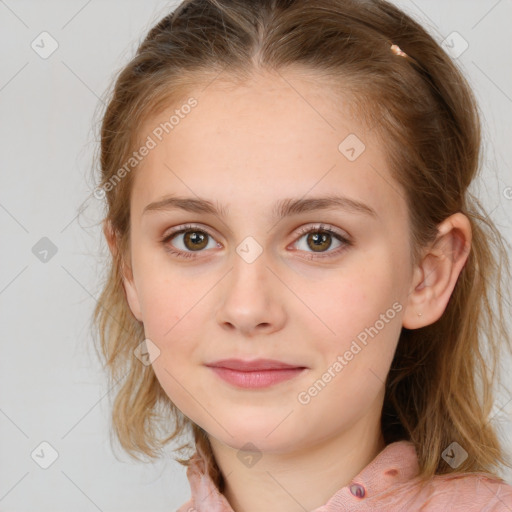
[160,224,220,259]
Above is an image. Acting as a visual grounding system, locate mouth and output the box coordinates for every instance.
[205,358,308,389]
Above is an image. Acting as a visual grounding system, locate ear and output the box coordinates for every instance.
[402,213,472,329]
[103,219,143,322]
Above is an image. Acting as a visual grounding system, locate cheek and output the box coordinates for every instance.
[136,266,212,373]
[302,249,404,386]
[134,245,194,335]
[136,272,196,362]
[140,279,200,412]
[140,283,177,335]
[301,251,400,336]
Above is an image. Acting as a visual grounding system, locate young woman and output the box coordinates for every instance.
[92,0,512,509]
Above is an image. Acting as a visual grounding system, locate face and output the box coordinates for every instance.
[121,69,415,454]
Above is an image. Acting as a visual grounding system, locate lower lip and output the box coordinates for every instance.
[208,367,306,389]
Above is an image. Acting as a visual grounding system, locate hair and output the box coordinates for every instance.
[90,0,512,492]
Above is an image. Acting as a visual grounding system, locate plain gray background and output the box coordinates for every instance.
[1,0,511,510]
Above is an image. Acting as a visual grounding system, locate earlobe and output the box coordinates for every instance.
[402,213,472,329]
[103,219,143,323]
[103,219,118,259]
[122,274,143,322]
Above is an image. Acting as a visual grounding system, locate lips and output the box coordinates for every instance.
[205,358,306,371]
[206,359,308,389]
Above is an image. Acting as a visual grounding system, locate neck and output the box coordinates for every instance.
[208,407,386,512]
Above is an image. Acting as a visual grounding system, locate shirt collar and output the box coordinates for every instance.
[185,440,419,512]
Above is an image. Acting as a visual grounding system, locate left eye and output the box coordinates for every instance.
[293,225,350,257]
[161,223,351,260]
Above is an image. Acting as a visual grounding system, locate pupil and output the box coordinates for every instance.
[309,232,330,251]
[186,231,207,250]
[190,232,204,244]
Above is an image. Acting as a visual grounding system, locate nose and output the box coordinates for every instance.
[214,250,286,337]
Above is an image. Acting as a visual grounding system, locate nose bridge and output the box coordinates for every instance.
[228,234,274,297]
[214,234,286,333]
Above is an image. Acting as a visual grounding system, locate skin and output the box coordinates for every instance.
[104,68,471,512]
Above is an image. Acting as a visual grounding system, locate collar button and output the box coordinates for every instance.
[349,483,366,498]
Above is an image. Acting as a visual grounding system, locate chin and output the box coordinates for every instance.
[207,418,301,453]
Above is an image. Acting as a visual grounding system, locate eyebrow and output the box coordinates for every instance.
[142,194,378,221]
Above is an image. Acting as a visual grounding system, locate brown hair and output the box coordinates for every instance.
[90,0,512,491]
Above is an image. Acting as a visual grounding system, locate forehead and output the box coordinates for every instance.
[131,70,406,224]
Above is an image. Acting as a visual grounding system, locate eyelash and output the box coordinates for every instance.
[160,223,352,260]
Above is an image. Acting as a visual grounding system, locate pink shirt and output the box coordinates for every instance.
[176,440,512,511]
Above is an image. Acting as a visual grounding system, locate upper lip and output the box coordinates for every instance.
[205,358,306,371]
